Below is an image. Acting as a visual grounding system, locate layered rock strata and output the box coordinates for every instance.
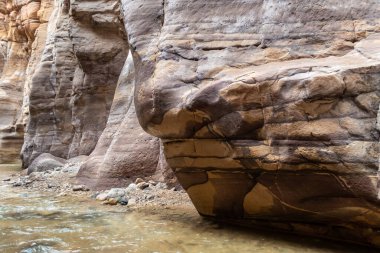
[123,0,380,247]
[0,0,52,163]
[77,53,175,189]
[18,0,173,188]
[21,0,129,166]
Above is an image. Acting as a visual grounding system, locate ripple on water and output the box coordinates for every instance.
[0,168,378,253]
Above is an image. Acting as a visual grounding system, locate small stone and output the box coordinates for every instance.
[137,182,149,190]
[126,183,137,192]
[12,181,22,187]
[118,197,129,205]
[128,198,137,205]
[107,188,126,198]
[103,198,119,205]
[2,178,11,182]
[135,178,145,184]
[145,195,154,200]
[96,193,108,201]
[24,180,33,185]
[148,180,157,186]
[156,182,168,190]
[72,185,89,191]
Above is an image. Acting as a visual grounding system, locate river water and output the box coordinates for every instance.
[0,165,377,253]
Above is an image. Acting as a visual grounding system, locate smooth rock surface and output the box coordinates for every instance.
[77,53,174,189]
[27,153,66,174]
[123,0,380,247]
[21,0,129,166]
[0,0,53,163]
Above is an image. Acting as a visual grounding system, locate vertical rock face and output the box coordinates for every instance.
[124,0,380,247]
[0,0,52,163]
[77,53,175,189]
[19,0,173,188]
[21,0,129,166]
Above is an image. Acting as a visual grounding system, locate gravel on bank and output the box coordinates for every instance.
[3,162,193,211]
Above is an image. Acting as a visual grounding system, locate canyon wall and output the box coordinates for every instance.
[21,0,129,166]
[0,0,52,163]
[123,0,380,247]
[77,52,175,189]
[13,0,174,188]
[0,0,379,246]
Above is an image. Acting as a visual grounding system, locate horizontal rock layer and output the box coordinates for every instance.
[124,0,380,247]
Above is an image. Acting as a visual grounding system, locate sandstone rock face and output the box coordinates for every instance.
[18,0,174,189]
[0,0,52,164]
[124,0,380,246]
[77,53,175,189]
[21,0,129,166]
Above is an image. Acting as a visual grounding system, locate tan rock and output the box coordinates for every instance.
[123,0,380,247]
[0,0,53,164]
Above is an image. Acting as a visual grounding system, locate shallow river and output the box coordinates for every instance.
[0,165,377,253]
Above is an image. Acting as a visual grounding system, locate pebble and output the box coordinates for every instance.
[103,198,119,205]
[148,180,157,186]
[128,198,137,205]
[119,197,129,206]
[137,182,149,190]
[72,185,89,191]
[156,182,168,190]
[107,188,126,198]
[96,193,108,201]
[12,181,22,187]
[135,178,145,184]
[126,183,137,192]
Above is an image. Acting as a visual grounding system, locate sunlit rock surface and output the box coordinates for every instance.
[18,0,174,188]
[0,0,52,163]
[123,0,380,247]
[21,0,129,166]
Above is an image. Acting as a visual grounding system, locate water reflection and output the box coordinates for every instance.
[0,165,377,253]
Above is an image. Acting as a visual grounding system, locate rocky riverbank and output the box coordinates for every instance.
[3,163,192,211]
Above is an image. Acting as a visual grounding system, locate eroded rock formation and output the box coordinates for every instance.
[0,0,379,247]
[77,53,175,189]
[18,0,174,188]
[21,0,129,166]
[0,0,52,163]
[124,0,380,247]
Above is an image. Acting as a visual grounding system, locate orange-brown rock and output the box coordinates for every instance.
[0,0,52,164]
[21,0,129,166]
[18,0,174,188]
[123,0,380,247]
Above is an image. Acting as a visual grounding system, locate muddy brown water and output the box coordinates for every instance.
[0,165,377,253]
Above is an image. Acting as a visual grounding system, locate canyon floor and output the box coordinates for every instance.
[0,165,378,253]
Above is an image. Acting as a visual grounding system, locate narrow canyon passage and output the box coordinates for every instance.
[0,0,379,251]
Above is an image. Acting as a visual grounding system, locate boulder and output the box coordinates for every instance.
[123,0,380,247]
[27,153,67,174]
